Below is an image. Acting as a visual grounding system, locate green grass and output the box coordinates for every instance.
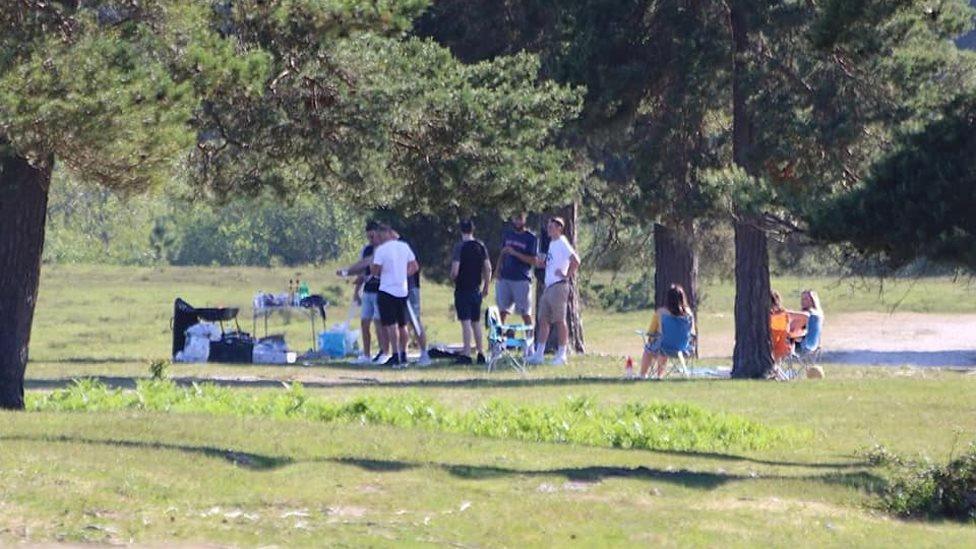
[29,264,976,365]
[29,379,802,452]
[5,264,976,545]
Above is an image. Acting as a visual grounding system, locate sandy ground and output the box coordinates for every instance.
[700,312,976,367]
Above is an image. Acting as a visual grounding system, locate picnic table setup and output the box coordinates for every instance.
[171,278,337,365]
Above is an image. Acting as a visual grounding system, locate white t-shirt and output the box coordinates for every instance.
[372,240,416,298]
[544,235,579,288]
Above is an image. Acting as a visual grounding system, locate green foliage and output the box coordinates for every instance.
[42,170,363,266]
[870,443,976,522]
[584,270,655,312]
[148,359,170,381]
[29,379,802,452]
[169,195,362,267]
[0,2,261,190]
[813,93,976,270]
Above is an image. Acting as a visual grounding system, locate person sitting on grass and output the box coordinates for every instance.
[639,284,695,379]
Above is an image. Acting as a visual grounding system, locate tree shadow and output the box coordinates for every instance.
[822,350,976,368]
[0,434,292,471]
[34,357,145,364]
[2,434,884,493]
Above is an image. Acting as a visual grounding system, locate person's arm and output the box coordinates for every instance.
[352,276,364,304]
[450,243,461,281]
[407,260,420,277]
[493,250,505,280]
[564,254,580,280]
[337,255,372,276]
[481,258,492,297]
[504,247,545,268]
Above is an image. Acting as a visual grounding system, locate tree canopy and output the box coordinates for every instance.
[812,92,976,270]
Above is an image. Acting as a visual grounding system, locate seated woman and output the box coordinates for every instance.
[640,284,695,379]
[769,291,793,362]
[794,289,824,355]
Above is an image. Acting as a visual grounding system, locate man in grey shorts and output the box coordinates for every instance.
[337,221,388,364]
[495,212,538,325]
[504,216,580,365]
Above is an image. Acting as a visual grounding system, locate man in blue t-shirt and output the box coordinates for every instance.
[494,212,538,325]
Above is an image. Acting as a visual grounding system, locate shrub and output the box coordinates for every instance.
[28,380,802,453]
[870,443,976,521]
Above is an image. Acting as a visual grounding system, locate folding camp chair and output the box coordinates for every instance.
[636,329,697,379]
[780,345,823,380]
[484,306,534,373]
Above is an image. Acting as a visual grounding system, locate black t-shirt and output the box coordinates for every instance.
[452,239,488,293]
[361,244,380,293]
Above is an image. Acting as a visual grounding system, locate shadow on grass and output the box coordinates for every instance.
[34,357,146,364]
[0,434,292,471]
[1,434,884,493]
[25,374,723,391]
[821,350,976,368]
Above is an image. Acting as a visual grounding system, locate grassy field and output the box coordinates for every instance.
[4,264,976,546]
[28,264,976,365]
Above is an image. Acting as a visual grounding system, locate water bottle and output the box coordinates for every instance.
[625,356,634,379]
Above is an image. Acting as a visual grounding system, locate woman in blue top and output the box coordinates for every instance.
[639,284,695,379]
[794,290,824,354]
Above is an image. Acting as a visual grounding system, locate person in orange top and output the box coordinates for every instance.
[769,291,794,362]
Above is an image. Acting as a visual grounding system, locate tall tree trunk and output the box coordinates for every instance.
[0,152,52,410]
[534,204,585,354]
[729,1,774,378]
[732,221,772,377]
[654,220,699,355]
[561,203,585,353]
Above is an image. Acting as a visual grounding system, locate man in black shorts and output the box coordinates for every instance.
[370,224,419,367]
[451,219,492,364]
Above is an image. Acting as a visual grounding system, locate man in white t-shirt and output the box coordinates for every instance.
[370,224,419,368]
[503,216,580,365]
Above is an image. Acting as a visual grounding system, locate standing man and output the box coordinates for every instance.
[504,217,580,365]
[392,230,432,366]
[337,221,387,364]
[451,219,491,364]
[495,212,538,325]
[371,224,419,367]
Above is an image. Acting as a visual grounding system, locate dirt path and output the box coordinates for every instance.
[701,312,976,367]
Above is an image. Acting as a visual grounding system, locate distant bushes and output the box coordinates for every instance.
[43,171,363,267]
[864,443,976,522]
[29,379,801,453]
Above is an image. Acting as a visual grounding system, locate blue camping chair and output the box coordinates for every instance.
[484,306,535,373]
[638,314,697,378]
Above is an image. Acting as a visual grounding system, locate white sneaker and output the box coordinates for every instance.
[526,353,544,365]
[354,354,371,364]
[372,354,391,365]
[417,354,432,366]
[548,355,567,366]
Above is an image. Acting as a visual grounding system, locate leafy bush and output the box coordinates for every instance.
[43,170,363,267]
[585,271,655,312]
[866,443,976,521]
[29,380,802,453]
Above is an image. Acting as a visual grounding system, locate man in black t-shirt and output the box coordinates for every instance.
[450,219,492,364]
